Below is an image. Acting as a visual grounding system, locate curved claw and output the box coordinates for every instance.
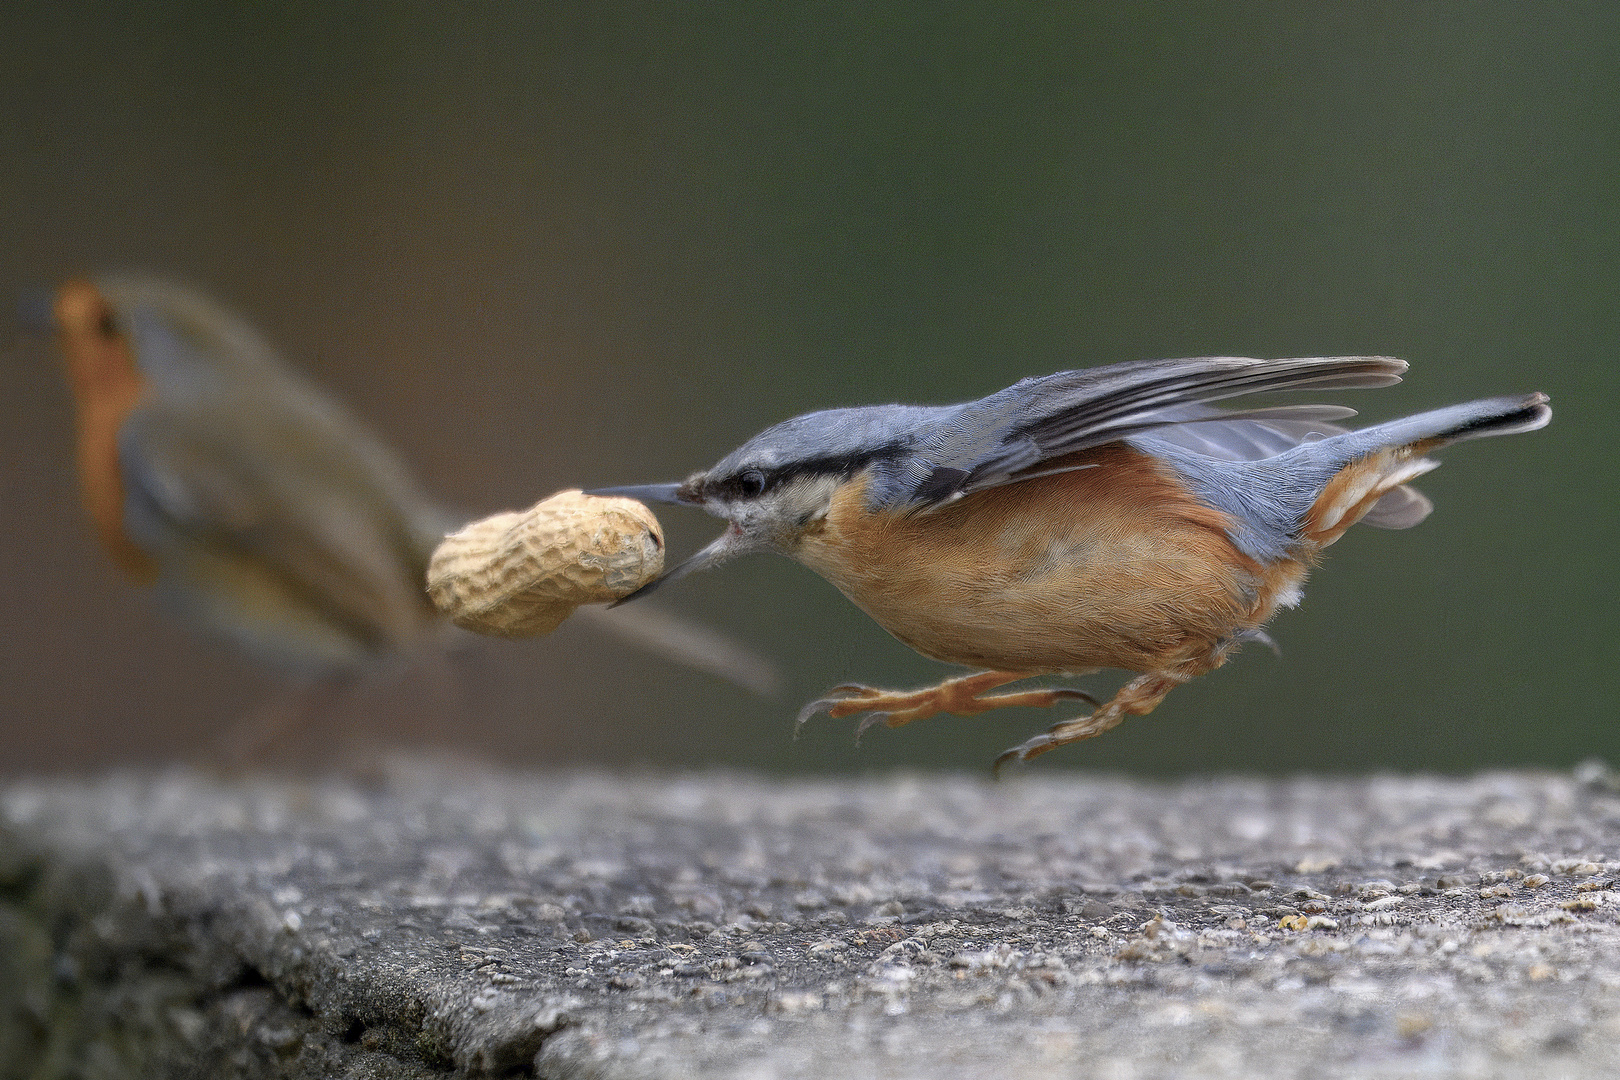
[992,731,1061,778]
[992,712,1092,777]
[794,683,887,738]
[853,711,894,743]
[1237,628,1281,657]
[794,696,849,737]
[992,742,1035,778]
[798,687,894,745]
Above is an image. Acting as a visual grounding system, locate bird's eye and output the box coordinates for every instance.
[738,469,766,498]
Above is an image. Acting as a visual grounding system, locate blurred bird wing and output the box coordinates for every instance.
[118,404,442,659]
[102,274,457,558]
[880,356,1407,510]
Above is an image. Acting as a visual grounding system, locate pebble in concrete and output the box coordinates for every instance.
[4,761,1620,1078]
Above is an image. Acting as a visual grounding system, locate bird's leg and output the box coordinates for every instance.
[211,672,351,768]
[797,670,1100,739]
[993,670,1189,774]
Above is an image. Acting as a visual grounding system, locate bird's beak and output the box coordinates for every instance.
[586,483,688,505]
[15,287,56,332]
[589,480,753,605]
[611,525,749,606]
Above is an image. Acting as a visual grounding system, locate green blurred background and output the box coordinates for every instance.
[1,2,1613,775]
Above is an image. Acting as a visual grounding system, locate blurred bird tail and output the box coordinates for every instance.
[1299,393,1550,546]
[573,604,781,697]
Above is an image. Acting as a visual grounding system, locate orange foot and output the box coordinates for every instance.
[796,670,1100,740]
[992,670,1187,775]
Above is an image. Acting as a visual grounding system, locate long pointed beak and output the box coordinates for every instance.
[611,526,746,606]
[586,482,688,505]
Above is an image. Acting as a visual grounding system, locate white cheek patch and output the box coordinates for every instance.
[776,475,844,522]
[721,475,846,548]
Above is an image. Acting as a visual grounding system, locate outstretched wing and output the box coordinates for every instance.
[872,356,1407,510]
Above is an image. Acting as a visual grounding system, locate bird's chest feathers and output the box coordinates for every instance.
[792,446,1292,671]
[71,352,158,583]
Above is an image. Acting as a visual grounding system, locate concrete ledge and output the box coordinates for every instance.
[4,762,1620,1078]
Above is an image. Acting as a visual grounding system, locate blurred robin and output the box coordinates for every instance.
[50,276,776,753]
[592,356,1550,770]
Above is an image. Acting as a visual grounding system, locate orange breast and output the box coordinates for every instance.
[793,444,1300,674]
[53,281,157,583]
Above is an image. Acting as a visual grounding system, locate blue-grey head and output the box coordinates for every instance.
[589,402,952,601]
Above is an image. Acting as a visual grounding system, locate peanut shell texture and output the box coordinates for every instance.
[427,490,664,637]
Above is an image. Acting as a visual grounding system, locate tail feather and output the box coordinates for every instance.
[1151,392,1550,560]
[1330,393,1551,456]
[1299,393,1550,546]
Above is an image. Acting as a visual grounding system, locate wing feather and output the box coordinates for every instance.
[884,356,1406,509]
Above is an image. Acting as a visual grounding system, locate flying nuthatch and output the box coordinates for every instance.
[48,277,777,748]
[592,357,1550,770]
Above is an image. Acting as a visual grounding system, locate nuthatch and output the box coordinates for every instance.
[48,277,777,733]
[593,357,1550,770]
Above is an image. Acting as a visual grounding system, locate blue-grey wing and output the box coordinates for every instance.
[875,356,1406,510]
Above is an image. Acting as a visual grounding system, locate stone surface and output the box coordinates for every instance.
[4,761,1620,1078]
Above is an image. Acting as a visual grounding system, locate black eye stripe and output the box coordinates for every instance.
[704,451,893,502]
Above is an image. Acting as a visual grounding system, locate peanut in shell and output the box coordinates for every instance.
[427,490,663,637]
